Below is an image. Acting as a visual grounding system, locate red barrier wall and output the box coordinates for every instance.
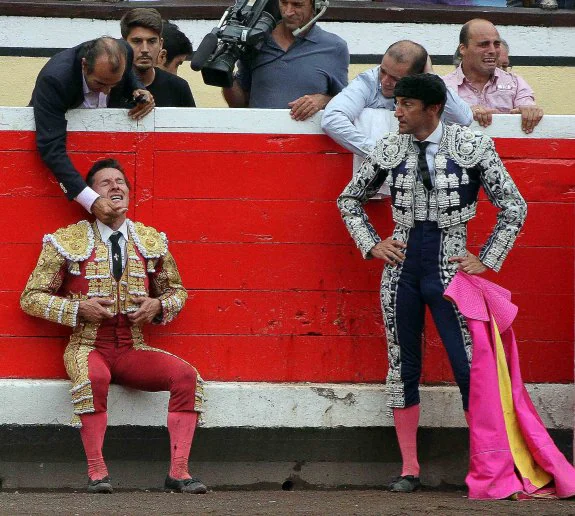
[1,113,573,385]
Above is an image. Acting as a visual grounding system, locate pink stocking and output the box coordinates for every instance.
[393,405,420,477]
[79,412,109,480]
[167,411,198,479]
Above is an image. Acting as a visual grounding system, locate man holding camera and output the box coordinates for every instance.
[223,0,349,121]
[31,37,154,226]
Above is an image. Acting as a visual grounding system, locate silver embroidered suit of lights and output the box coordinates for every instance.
[337,124,527,408]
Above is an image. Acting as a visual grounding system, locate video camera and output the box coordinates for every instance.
[191,0,330,88]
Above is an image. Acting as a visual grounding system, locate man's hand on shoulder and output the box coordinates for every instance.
[78,298,114,322]
[289,94,331,121]
[91,197,127,225]
[128,89,155,120]
[128,296,162,326]
[471,104,499,128]
[510,105,543,134]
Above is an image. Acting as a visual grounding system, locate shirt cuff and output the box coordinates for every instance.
[75,187,100,213]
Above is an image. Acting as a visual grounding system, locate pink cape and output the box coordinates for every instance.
[445,272,575,500]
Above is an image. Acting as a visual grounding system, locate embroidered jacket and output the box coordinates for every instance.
[337,124,527,272]
[21,219,187,327]
[20,219,197,425]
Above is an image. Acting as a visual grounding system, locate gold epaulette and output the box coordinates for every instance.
[128,220,168,259]
[42,220,95,262]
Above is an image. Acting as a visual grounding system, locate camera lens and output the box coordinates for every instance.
[202,50,239,88]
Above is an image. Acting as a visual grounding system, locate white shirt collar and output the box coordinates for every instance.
[415,122,443,145]
[97,219,129,244]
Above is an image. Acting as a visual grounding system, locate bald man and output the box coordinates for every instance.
[31,37,155,226]
[442,19,543,134]
[322,40,472,160]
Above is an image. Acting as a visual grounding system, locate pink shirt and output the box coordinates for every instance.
[442,65,535,113]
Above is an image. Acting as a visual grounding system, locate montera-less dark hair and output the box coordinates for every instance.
[86,158,131,190]
[120,8,163,39]
[394,73,447,112]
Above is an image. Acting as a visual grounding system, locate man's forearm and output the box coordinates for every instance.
[442,86,473,126]
[222,81,249,108]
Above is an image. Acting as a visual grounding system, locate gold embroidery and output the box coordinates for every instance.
[45,220,94,262]
[22,219,196,427]
[151,252,188,324]
[20,243,79,327]
[130,221,168,259]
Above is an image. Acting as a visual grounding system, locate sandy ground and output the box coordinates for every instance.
[2,490,575,515]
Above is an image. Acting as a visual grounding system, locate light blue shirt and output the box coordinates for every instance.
[321,66,473,158]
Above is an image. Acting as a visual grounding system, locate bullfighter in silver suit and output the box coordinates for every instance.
[337,74,527,493]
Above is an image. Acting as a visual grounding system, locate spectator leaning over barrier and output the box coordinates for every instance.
[442,19,543,134]
[337,74,527,494]
[223,0,349,121]
[121,8,196,107]
[157,21,194,76]
[321,40,473,160]
[31,37,154,225]
[21,158,207,495]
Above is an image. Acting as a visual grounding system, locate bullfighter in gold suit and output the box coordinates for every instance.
[21,158,206,494]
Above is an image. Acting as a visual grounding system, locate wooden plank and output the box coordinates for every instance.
[149,334,389,382]
[152,150,352,200]
[146,198,392,245]
[152,133,345,153]
[0,337,68,378]
[470,201,574,248]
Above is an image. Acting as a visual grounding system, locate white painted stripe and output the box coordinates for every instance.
[0,380,571,429]
[153,107,324,134]
[1,107,574,139]
[1,17,574,57]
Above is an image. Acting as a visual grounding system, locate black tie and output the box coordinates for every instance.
[109,232,123,281]
[415,141,432,191]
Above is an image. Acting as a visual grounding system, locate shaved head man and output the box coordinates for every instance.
[443,19,543,134]
[322,40,472,161]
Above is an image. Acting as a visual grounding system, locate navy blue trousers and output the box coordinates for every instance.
[382,221,471,410]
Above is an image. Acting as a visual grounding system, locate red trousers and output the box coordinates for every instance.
[87,315,197,413]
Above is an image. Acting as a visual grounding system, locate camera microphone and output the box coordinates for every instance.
[191,32,219,71]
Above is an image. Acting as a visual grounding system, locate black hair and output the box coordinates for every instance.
[86,158,131,190]
[161,21,193,63]
[120,8,163,39]
[394,73,447,114]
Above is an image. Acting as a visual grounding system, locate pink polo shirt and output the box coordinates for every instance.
[442,65,535,113]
